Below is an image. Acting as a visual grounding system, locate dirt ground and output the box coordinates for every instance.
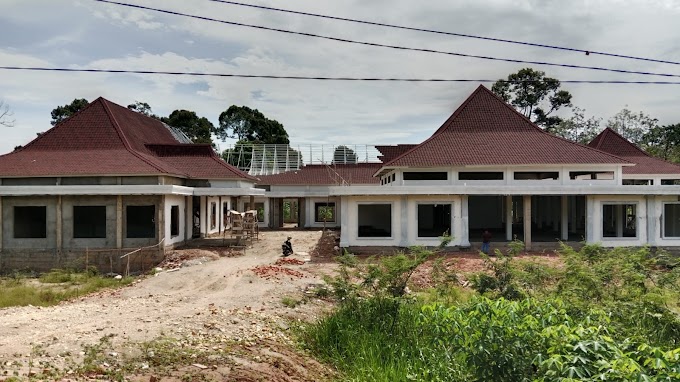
[0,230,338,381]
[0,230,562,381]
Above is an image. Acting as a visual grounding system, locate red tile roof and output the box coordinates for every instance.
[588,128,680,175]
[375,145,417,163]
[0,98,253,180]
[381,85,631,170]
[256,163,381,186]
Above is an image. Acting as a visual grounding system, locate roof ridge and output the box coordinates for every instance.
[101,98,187,177]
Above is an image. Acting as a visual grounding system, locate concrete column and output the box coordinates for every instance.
[339,196,350,247]
[116,195,123,248]
[505,195,513,241]
[586,196,595,242]
[647,195,657,246]
[218,196,222,234]
[460,195,470,247]
[185,196,192,241]
[200,196,207,238]
[56,195,63,252]
[158,196,165,243]
[523,195,532,250]
[399,196,408,247]
[529,196,545,229]
[249,195,255,211]
[561,195,569,240]
[616,204,624,237]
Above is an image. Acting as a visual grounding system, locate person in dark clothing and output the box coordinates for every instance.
[282,236,293,257]
[481,229,492,254]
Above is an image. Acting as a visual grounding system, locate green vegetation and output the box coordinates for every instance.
[302,244,680,381]
[0,268,133,308]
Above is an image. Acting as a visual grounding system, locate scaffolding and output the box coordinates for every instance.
[220,144,382,176]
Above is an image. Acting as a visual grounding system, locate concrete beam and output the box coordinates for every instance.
[523,195,532,250]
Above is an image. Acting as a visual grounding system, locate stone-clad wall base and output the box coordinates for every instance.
[0,249,165,274]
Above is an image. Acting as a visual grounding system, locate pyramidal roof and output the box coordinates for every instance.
[588,127,680,175]
[381,85,631,170]
[0,98,253,180]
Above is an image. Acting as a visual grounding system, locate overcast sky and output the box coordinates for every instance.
[1,0,679,154]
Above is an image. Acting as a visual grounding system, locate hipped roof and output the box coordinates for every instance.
[588,127,680,175]
[379,85,631,172]
[0,98,254,180]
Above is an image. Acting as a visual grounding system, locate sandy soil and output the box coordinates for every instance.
[0,230,338,381]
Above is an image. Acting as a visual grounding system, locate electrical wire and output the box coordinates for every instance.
[92,0,680,79]
[4,66,680,84]
[207,0,680,66]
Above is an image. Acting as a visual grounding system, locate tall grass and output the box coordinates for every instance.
[303,244,680,381]
[0,269,133,308]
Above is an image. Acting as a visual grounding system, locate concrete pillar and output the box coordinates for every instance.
[218,196,222,234]
[616,204,624,237]
[586,196,595,242]
[552,197,560,232]
[399,196,408,247]
[505,195,512,241]
[249,195,255,211]
[56,195,62,252]
[116,195,123,248]
[158,196,165,243]
[647,196,656,246]
[561,195,569,240]
[200,196,207,238]
[523,195,532,250]
[535,197,542,229]
[339,196,350,247]
[460,195,470,247]
[185,196,192,241]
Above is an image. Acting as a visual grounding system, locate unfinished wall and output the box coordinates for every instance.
[122,195,163,248]
[2,196,58,250]
[305,197,342,228]
[61,195,117,249]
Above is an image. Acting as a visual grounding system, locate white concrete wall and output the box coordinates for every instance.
[305,197,341,228]
[649,196,680,246]
[588,195,647,247]
[164,194,186,246]
[339,195,465,247]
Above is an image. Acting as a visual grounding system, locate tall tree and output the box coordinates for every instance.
[332,145,358,164]
[642,123,680,162]
[492,68,572,131]
[161,110,215,145]
[605,108,657,145]
[217,105,289,144]
[127,101,159,119]
[0,100,15,127]
[51,98,89,126]
[551,107,602,144]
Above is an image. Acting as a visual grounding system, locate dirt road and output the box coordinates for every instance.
[0,230,337,381]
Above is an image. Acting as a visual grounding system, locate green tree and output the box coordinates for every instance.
[217,105,289,144]
[492,68,572,131]
[51,98,89,126]
[552,107,602,144]
[642,123,680,162]
[127,101,159,119]
[161,110,215,145]
[0,100,15,127]
[332,145,358,164]
[606,108,658,145]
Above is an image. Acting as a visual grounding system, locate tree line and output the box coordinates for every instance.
[492,67,680,162]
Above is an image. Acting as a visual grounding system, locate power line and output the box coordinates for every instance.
[208,0,680,67]
[4,66,680,84]
[93,0,680,79]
